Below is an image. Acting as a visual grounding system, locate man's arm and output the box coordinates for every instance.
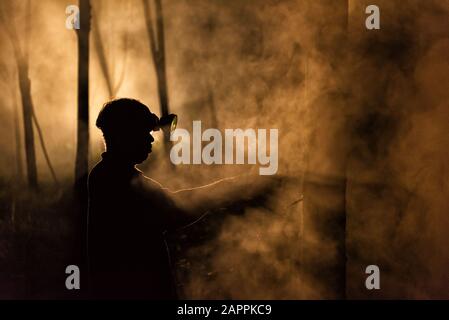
[141,173,281,231]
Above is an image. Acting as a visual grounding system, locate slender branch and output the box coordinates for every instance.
[92,0,128,98]
[31,110,59,185]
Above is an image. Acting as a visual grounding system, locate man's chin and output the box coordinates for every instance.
[135,152,150,164]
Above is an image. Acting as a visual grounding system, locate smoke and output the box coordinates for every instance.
[165,0,449,299]
[0,0,448,299]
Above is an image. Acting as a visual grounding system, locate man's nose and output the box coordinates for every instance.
[149,134,155,143]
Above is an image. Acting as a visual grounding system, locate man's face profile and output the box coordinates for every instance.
[114,127,155,164]
[96,98,159,164]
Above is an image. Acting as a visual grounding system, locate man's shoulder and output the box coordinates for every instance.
[88,160,130,189]
[88,161,108,184]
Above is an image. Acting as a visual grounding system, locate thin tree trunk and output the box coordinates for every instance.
[1,2,59,239]
[72,1,91,299]
[2,1,58,188]
[0,1,39,189]
[75,0,91,184]
[17,62,37,189]
[20,0,37,188]
[154,0,169,119]
[143,0,171,147]
[32,111,59,184]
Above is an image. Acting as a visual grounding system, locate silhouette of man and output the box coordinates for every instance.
[87,98,274,299]
[88,98,199,299]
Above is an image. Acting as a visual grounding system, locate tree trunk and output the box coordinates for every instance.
[143,0,171,148]
[154,0,169,119]
[17,62,37,189]
[73,0,91,298]
[0,1,40,188]
[75,0,91,184]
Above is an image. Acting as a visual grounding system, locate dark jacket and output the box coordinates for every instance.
[87,152,179,299]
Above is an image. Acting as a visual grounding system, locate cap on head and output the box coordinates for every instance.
[96,98,159,136]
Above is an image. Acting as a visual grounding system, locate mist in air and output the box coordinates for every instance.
[0,0,448,299]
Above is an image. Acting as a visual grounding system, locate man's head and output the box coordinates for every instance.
[96,98,159,164]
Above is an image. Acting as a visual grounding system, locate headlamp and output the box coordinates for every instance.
[154,114,177,133]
